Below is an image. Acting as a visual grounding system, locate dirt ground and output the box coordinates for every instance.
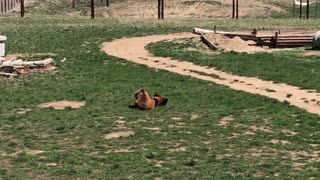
[95,0,287,18]
[38,100,86,110]
[204,33,271,53]
[102,32,320,115]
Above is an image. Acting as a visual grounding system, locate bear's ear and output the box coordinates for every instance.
[153,93,160,97]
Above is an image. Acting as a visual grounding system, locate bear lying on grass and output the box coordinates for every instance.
[134,89,168,110]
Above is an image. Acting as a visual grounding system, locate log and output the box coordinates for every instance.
[200,33,218,50]
[0,72,17,77]
[193,28,215,35]
[1,58,54,67]
[193,28,255,41]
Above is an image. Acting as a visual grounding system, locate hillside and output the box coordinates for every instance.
[22,0,303,18]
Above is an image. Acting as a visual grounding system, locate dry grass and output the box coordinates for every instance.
[105,0,286,18]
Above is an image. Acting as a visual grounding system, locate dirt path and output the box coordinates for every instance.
[102,33,320,115]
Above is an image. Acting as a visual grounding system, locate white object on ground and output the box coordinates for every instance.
[312,31,320,48]
[294,0,315,6]
[0,36,7,57]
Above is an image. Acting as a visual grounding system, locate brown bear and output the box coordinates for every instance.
[134,89,168,110]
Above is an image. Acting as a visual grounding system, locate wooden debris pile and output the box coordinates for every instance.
[194,27,314,49]
[0,58,56,77]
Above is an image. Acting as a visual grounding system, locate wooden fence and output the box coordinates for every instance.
[0,0,21,14]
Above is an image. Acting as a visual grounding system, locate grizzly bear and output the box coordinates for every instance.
[134,89,168,110]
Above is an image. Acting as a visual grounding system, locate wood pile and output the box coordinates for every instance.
[194,27,314,49]
[270,33,313,48]
[0,58,55,77]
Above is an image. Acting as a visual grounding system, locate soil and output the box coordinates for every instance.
[218,116,235,126]
[104,130,134,139]
[102,32,320,115]
[101,0,286,18]
[204,33,273,53]
[38,100,86,110]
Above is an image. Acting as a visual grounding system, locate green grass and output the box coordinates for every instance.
[147,38,320,92]
[0,16,320,179]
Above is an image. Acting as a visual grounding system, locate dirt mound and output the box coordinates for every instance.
[204,33,271,53]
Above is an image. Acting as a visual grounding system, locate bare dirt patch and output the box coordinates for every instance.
[171,117,182,121]
[281,129,298,136]
[155,160,164,168]
[303,51,320,56]
[102,33,320,115]
[106,149,133,154]
[191,114,200,120]
[38,100,86,110]
[16,108,32,114]
[270,139,291,145]
[170,146,186,152]
[143,127,161,134]
[2,149,45,157]
[218,116,235,126]
[104,130,134,140]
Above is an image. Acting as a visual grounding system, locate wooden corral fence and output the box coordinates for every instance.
[0,0,21,14]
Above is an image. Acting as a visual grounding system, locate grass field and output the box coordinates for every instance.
[0,15,320,179]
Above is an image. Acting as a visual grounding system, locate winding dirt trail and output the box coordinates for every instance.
[102,33,320,115]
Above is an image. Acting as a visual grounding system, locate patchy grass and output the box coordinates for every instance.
[147,39,320,92]
[0,16,320,179]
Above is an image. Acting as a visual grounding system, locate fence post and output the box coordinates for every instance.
[106,0,109,6]
[91,0,94,19]
[158,0,160,19]
[161,0,164,19]
[307,0,310,19]
[21,0,24,17]
[236,0,239,19]
[300,0,302,18]
[4,0,6,13]
[275,32,278,48]
[158,0,164,19]
[232,0,235,18]
[1,1,3,13]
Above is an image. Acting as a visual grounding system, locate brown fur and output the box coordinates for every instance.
[134,89,168,110]
[152,93,168,106]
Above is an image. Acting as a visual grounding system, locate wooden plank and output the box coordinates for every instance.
[200,33,218,50]
[0,72,17,77]
[1,58,54,67]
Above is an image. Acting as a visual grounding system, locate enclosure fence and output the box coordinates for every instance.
[1,0,320,19]
[0,0,20,14]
